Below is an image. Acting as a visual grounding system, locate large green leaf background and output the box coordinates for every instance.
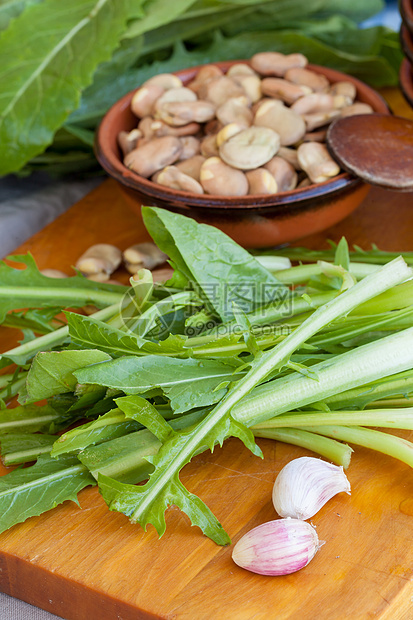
[0,0,401,176]
[0,0,145,174]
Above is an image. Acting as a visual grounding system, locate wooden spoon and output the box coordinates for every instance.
[326,114,413,191]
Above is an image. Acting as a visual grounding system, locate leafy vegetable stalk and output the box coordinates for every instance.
[99,255,412,543]
[2,207,413,544]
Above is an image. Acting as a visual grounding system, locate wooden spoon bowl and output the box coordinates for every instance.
[327,114,413,191]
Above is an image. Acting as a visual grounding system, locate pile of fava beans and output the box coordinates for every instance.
[118,52,373,197]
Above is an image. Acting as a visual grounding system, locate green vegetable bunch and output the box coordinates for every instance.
[1,207,413,544]
[0,0,402,177]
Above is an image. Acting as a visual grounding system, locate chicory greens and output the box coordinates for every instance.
[0,208,413,543]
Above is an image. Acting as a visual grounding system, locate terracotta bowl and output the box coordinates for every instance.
[400,0,413,34]
[95,60,390,248]
[400,58,413,108]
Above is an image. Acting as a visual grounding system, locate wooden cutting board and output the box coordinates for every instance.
[1,89,413,620]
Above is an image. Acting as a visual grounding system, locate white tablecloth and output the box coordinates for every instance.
[0,174,101,259]
[1,593,61,620]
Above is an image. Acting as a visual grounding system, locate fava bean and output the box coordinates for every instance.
[124,136,182,177]
[200,157,249,195]
[264,156,297,191]
[176,155,206,180]
[157,166,204,194]
[297,142,340,184]
[251,52,307,77]
[246,168,278,195]
[254,100,305,146]
[121,53,371,197]
[219,126,280,170]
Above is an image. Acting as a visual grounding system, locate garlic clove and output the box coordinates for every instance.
[272,456,351,521]
[122,243,168,271]
[232,518,320,576]
[76,244,122,276]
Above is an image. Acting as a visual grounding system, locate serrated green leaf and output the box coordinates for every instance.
[24,349,111,404]
[99,257,411,544]
[67,312,146,356]
[79,408,208,484]
[115,396,171,443]
[51,408,139,457]
[98,410,259,544]
[99,471,231,545]
[0,0,146,174]
[74,355,242,413]
[140,333,189,356]
[0,254,125,324]
[2,307,62,334]
[0,454,94,533]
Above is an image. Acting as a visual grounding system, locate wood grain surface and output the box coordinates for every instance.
[1,88,413,620]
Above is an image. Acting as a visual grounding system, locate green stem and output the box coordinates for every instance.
[255,256,291,272]
[367,398,413,408]
[0,303,120,365]
[129,258,412,523]
[253,427,352,468]
[323,369,413,410]
[234,329,413,426]
[197,291,337,340]
[0,413,62,433]
[3,444,54,466]
[0,372,25,389]
[355,281,413,315]
[273,261,379,284]
[252,408,413,430]
[0,287,122,306]
[310,306,413,348]
[271,248,413,266]
[0,376,27,403]
[299,425,413,469]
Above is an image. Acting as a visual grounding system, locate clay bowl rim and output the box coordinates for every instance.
[95,59,390,212]
[401,24,413,66]
[400,0,413,33]
[400,57,413,107]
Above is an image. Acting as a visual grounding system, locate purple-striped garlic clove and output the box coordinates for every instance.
[232,518,321,576]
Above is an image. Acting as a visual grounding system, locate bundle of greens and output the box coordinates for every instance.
[1,207,413,544]
[0,0,402,177]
